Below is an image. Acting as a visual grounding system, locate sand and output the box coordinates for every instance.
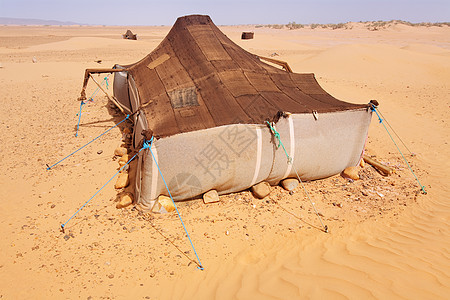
[0,23,449,299]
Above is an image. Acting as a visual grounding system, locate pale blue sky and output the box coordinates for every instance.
[1,0,448,25]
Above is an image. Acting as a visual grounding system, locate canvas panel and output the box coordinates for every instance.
[127,76,141,113]
[211,59,241,72]
[187,25,232,61]
[194,73,251,126]
[167,22,214,79]
[235,95,279,123]
[141,93,180,138]
[269,72,298,88]
[260,91,309,113]
[221,43,265,72]
[112,69,132,112]
[289,72,327,95]
[266,108,371,183]
[244,71,280,92]
[153,51,194,93]
[138,124,274,209]
[218,70,258,97]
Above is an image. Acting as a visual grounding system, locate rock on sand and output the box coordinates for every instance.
[152,195,176,213]
[281,178,299,191]
[342,166,360,180]
[115,173,129,189]
[251,182,271,199]
[116,192,134,209]
[203,190,220,204]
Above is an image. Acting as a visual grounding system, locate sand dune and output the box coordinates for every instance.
[0,24,449,299]
[25,37,142,52]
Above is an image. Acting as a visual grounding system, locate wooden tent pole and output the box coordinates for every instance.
[258,56,293,72]
[363,155,393,176]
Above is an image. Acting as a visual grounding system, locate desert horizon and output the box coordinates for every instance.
[0,17,449,299]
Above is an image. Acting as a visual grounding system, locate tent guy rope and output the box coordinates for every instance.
[265,120,328,233]
[60,149,141,232]
[75,74,111,137]
[144,137,205,270]
[46,114,131,170]
[370,103,426,194]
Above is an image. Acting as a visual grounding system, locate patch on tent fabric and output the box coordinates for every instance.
[168,86,199,108]
[147,54,170,69]
[179,109,196,118]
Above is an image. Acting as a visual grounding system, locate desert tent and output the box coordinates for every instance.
[122,29,137,40]
[79,15,373,211]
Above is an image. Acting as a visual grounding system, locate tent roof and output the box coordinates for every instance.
[126,15,367,137]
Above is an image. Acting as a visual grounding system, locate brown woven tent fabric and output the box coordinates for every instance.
[124,15,367,138]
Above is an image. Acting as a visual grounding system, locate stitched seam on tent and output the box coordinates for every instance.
[170,33,219,128]
[150,144,159,200]
[212,50,254,122]
[250,127,263,186]
[282,116,295,179]
[150,47,183,132]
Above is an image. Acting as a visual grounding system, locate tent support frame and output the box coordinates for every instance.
[78,68,127,114]
[257,56,293,72]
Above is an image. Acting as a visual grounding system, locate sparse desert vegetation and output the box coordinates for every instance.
[256,20,449,30]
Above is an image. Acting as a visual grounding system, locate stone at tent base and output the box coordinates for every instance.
[203,190,220,204]
[152,195,175,213]
[118,153,130,168]
[281,178,299,191]
[359,158,365,168]
[115,172,129,189]
[341,166,359,180]
[116,192,134,209]
[118,154,130,164]
[114,147,128,156]
[251,182,271,199]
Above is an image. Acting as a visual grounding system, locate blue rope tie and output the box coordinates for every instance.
[61,149,140,232]
[75,101,85,137]
[144,137,204,270]
[104,76,109,89]
[370,104,427,194]
[47,114,130,170]
[265,121,292,164]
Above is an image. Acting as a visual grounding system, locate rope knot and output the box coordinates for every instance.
[370,105,384,123]
[265,121,292,164]
[266,121,281,148]
[142,137,154,150]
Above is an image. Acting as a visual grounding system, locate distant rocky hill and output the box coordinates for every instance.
[0,17,80,25]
